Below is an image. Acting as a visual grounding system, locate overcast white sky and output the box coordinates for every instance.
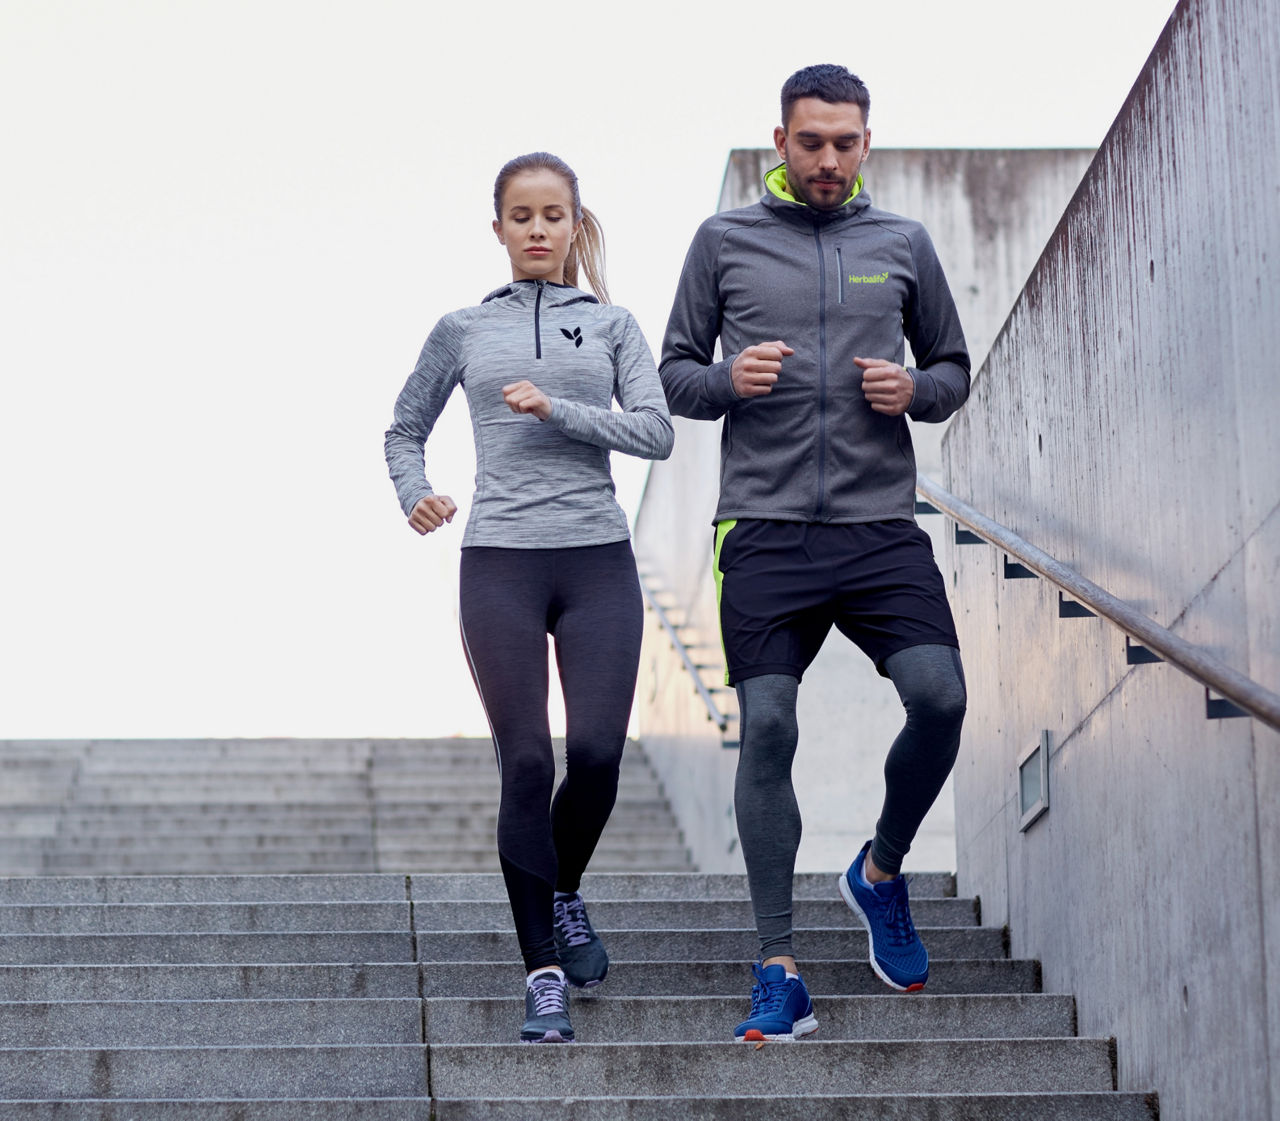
[0,0,1176,739]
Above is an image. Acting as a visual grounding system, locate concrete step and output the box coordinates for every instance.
[0,993,1070,1048]
[64,779,664,801]
[409,897,976,931]
[0,999,424,1047]
[373,850,692,873]
[0,1046,428,1098]
[411,870,958,900]
[0,876,411,904]
[0,902,411,934]
[0,932,414,965]
[0,963,420,1002]
[7,833,378,852]
[428,1038,1116,1097]
[0,957,1038,1002]
[423,958,1041,997]
[421,993,1077,1043]
[0,1100,431,1119]
[0,872,954,905]
[410,925,1004,962]
[431,1094,1158,1120]
[0,1095,1161,1120]
[27,853,384,875]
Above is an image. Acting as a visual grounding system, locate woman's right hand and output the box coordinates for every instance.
[408,495,458,535]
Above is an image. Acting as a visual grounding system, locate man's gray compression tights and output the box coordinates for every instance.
[733,644,967,961]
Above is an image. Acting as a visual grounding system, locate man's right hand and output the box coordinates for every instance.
[731,340,794,398]
[408,495,457,535]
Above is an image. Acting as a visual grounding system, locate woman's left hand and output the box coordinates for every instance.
[501,380,552,421]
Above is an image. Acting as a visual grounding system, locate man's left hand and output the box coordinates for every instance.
[855,357,914,416]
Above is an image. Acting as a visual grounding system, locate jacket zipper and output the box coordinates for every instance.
[533,280,544,359]
[835,247,845,304]
[814,224,828,519]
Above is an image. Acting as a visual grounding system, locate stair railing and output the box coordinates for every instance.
[917,473,1280,733]
[637,576,729,733]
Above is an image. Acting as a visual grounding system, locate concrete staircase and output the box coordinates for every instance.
[0,738,692,875]
[0,739,1158,1116]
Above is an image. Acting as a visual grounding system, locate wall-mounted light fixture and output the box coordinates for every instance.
[1018,730,1051,831]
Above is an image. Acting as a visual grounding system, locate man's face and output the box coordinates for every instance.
[773,98,870,211]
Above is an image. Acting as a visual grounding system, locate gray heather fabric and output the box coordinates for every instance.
[734,645,965,960]
[660,169,970,525]
[385,280,673,548]
[733,673,801,962]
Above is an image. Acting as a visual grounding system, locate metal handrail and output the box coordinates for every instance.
[638,578,729,732]
[917,473,1280,733]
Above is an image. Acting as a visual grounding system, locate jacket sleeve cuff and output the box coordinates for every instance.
[906,367,937,419]
[402,485,434,517]
[707,356,740,404]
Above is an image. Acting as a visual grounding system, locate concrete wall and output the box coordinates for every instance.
[635,147,1095,873]
[941,0,1279,1116]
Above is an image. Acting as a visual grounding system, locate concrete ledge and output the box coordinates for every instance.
[0,1045,428,1098]
[0,932,415,965]
[410,898,975,932]
[432,1093,1157,1121]
[0,1102,431,1120]
[422,993,1075,1043]
[428,1039,1115,1097]
[413,926,1004,962]
[0,999,424,1047]
[0,964,420,1002]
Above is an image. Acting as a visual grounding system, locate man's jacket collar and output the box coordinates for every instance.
[762,163,870,225]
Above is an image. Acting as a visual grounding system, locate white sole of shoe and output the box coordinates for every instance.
[735,1014,820,1042]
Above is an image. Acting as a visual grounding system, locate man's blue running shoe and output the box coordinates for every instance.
[838,840,929,992]
[732,962,819,1042]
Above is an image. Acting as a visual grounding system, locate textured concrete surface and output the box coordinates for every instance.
[0,998,423,1047]
[428,1039,1115,1097]
[0,1046,428,1098]
[413,926,1003,962]
[0,1105,433,1120]
[0,861,1148,1113]
[423,993,1076,1044]
[0,739,1153,1114]
[0,902,411,933]
[410,897,976,930]
[0,963,419,1001]
[0,932,414,965]
[418,958,1039,998]
[432,1093,1158,1121]
[0,737,692,876]
[941,0,1279,1117]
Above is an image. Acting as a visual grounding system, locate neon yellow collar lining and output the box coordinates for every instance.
[765,163,863,207]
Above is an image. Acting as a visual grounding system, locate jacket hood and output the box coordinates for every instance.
[762,163,870,224]
[481,279,601,308]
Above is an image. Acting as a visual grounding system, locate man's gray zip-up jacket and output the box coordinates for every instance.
[385,280,674,549]
[660,172,969,525]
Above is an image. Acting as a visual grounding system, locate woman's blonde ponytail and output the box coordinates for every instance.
[565,207,608,305]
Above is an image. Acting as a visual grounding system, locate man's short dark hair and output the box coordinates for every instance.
[781,64,870,128]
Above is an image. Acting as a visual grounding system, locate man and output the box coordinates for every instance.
[660,64,970,1042]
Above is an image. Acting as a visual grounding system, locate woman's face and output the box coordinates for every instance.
[493,168,580,285]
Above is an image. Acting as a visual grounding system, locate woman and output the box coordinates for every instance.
[384,153,674,1043]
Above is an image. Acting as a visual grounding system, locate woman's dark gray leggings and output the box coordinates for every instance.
[459,541,643,973]
[734,644,967,961]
